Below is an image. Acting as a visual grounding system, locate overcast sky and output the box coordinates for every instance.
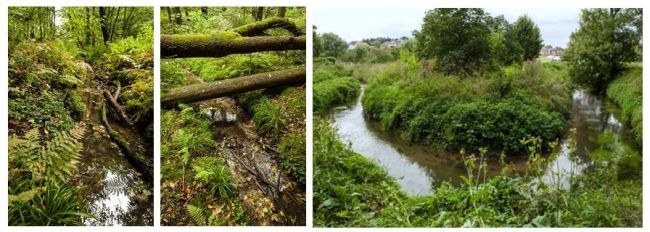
[314,8,581,47]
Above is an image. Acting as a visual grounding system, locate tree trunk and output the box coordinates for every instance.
[255,7,264,21]
[172,7,183,24]
[277,7,286,18]
[162,68,305,106]
[231,17,303,36]
[99,7,110,44]
[161,35,305,58]
[165,7,172,23]
[85,8,92,46]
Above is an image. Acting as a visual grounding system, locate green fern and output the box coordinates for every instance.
[9,123,85,182]
[187,204,207,225]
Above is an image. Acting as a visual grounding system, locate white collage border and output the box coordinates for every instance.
[0,0,648,231]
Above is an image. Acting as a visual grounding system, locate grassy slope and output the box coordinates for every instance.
[606,65,642,145]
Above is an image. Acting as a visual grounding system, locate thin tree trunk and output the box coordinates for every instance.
[161,35,305,58]
[255,7,264,21]
[277,7,286,18]
[162,68,305,106]
[99,7,110,44]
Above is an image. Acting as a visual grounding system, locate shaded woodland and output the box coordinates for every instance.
[8,7,153,226]
[160,7,306,226]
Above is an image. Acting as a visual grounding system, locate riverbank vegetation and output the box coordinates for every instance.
[160,7,306,226]
[313,8,642,227]
[8,7,153,225]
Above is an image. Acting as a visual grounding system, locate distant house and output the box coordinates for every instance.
[379,41,398,49]
[349,41,369,50]
[540,45,565,60]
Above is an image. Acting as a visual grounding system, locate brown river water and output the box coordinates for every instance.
[332,88,639,195]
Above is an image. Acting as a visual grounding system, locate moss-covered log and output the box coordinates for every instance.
[161,35,305,58]
[103,90,133,126]
[162,68,305,106]
[101,102,153,183]
[231,17,303,36]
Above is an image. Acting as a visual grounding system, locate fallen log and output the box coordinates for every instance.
[103,90,133,125]
[162,68,305,106]
[101,102,153,183]
[231,17,303,36]
[161,35,305,58]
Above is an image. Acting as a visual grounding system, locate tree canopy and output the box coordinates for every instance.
[564,8,642,93]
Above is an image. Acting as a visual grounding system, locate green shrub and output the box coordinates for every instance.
[361,61,569,154]
[313,76,360,113]
[443,99,564,154]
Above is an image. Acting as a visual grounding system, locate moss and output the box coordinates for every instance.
[66,92,86,121]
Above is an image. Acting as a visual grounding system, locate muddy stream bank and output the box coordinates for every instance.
[73,82,153,226]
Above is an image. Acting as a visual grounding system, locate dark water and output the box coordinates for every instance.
[332,88,638,195]
[74,88,153,226]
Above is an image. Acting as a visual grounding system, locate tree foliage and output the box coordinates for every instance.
[564,8,642,93]
[415,8,492,75]
[509,15,543,61]
[318,33,348,58]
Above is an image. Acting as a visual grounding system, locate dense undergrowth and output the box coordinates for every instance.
[314,115,642,227]
[361,61,571,155]
[160,7,305,225]
[8,7,153,226]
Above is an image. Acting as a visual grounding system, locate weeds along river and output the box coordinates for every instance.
[72,85,154,226]
[331,87,640,195]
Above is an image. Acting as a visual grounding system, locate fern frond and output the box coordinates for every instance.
[186,204,207,226]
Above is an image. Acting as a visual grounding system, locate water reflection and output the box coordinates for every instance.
[331,89,639,195]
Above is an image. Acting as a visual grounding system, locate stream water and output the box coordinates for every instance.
[73,86,153,226]
[332,88,639,195]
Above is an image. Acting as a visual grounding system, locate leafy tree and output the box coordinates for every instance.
[509,15,543,61]
[415,8,491,75]
[564,8,642,93]
[319,32,348,58]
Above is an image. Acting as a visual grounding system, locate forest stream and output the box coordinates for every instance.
[331,87,640,195]
[72,77,153,226]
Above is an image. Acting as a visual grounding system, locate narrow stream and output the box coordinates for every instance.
[332,88,639,195]
[73,86,153,226]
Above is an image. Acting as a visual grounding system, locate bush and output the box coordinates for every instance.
[443,99,564,153]
[313,76,360,113]
[361,61,569,154]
